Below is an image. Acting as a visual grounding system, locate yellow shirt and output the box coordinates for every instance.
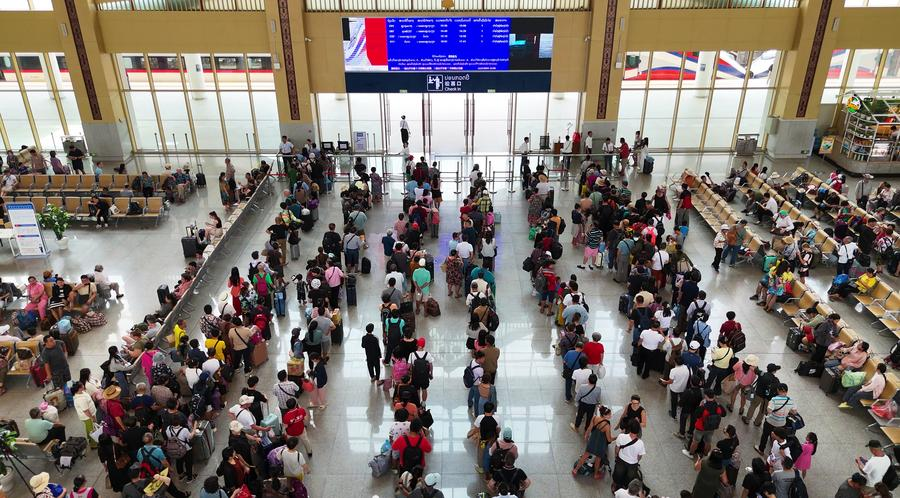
[204,337,227,361]
[173,324,186,348]
[857,274,877,293]
[710,346,734,369]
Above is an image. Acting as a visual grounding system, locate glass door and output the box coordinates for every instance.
[427,93,468,155]
[472,93,512,155]
[385,93,424,154]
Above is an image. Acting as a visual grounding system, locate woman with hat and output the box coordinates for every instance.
[30,472,65,498]
[100,384,126,437]
[726,354,759,415]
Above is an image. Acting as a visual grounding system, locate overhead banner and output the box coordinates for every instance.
[7,203,48,258]
[342,16,554,93]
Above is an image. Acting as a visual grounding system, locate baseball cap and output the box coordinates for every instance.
[417,337,426,348]
[689,340,700,349]
[229,420,243,433]
[867,439,883,449]
[767,363,781,372]
[239,395,254,405]
[424,473,440,487]
[720,224,729,230]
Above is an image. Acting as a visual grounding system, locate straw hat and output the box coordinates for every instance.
[744,354,760,367]
[30,472,50,493]
[102,385,121,400]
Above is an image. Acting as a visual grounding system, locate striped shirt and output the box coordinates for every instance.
[766,395,794,427]
[586,228,604,248]
[272,381,301,410]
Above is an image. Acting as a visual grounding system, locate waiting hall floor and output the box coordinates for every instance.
[0,152,892,497]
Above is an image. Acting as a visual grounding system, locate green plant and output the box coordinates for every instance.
[37,205,71,240]
[0,428,18,476]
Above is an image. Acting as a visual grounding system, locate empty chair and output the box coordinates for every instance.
[867,292,900,321]
[46,197,63,209]
[97,174,114,191]
[64,197,82,218]
[17,175,34,192]
[61,175,82,194]
[112,175,129,189]
[31,197,47,213]
[143,197,165,226]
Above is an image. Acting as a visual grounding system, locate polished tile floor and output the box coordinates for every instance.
[0,152,892,497]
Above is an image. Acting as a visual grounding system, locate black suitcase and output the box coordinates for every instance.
[346,275,357,307]
[181,236,199,258]
[819,367,839,394]
[786,327,803,352]
[361,257,371,275]
[195,172,206,187]
[618,294,631,314]
[796,360,824,378]
[157,285,170,304]
[331,322,344,346]
[643,157,654,174]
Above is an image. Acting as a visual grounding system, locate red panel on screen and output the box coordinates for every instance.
[364,18,388,66]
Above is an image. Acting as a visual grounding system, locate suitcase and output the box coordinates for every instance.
[346,275,357,307]
[60,331,79,356]
[331,322,344,346]
[819,367,839,394]
[252,340,269,367]
[181,236,199,258]
[361,257,371,275]
[643,157,654,174]
[401,310,416,333]
[157,285,170,304]
[618,294,631,314]
[195,172,206,187]
[796,360,823,378]
[287,357,305,377]
[192,420,214,461]
[786,327,803,352]
[44,388,67,410]
[425,297,441,317]
[30,362,48,387]
[369,452,391,477]
[290,244,300,261]
[273,290,286,317]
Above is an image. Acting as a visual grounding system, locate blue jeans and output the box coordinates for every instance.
[564,376,574,401]
[468,385,478,409]
[722,245,739,265]
[607,248,617,269]
[824,359,841,369]
[843,385,874,408]
[482,443,494,471]
[114,372,130,398]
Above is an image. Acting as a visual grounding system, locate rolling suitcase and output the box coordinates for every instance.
[819,367,839,394]
[796,360,823,378]
[642,156,654,174]
[252,340,269,367]
[290,244,301,261]
[618,294,631,314]
[331,322,344,346]
[346,275,357,307]
[192,420,214,461]
[181,226,199,258]
[786,327,803,352]
[60,330,79,356]
[361,257,371,275]
[195,172,206,188]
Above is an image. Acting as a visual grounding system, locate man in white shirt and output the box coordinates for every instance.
[660,356,690,420]
[184,362,203,389]
[561,135,573,174]
[858,439,892,485]
[535,178,552,196]
[636,327,664,379]
[614,428,646,480]
[772,210,795,235]
[583,130,594,157]
[571,356,592,393]
[601,137,615,170]
[279,136,295,157]
[279,437,310,479]
[229,395,266,432]
[456,240,474,266]
[385,268,407,292]
[650,248,669,288]
[200,356,221,377]
[467,352,486,411]
[755,193,778,225]
[836,236,859,276]
[400,115,410,147]
[93,265,124,299]
[614,479,645,498]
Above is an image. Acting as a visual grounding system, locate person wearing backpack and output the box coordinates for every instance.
[705,336,734,395]
[562,342,586,402]
[383,309,406,365]
[771,456,806,498]
[683,389,725,458]
[744,363,781,426]
[391,419,432,472]
[690,314,713,361]
[471,401,501,473]
[164,420,197,484]
[485,427,519,478]
[756,383,796,455]
[135,432,169,478]
[466,351,486,411]
[410,338,434,403]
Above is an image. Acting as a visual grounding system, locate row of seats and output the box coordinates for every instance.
[11,174,173,197]
[687,173,767,264]
[742,168,840,258]
[7,196,166,226]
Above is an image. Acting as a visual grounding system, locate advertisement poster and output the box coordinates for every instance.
[7,203,48,258]
[353,131,368,152]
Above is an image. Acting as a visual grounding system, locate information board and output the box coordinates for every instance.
[343,16,553,92]
[7,203,48,258]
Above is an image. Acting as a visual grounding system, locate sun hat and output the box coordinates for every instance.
[423,473,440,487]
[30,472,50,493]
[229,420,243,433]
[744,354,759,367]
[239,395,254,405]
[103,385,121,400]
[689,341,700,350]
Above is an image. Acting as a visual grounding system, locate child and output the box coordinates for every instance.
[794,432,818,478]
[360,323,382,384]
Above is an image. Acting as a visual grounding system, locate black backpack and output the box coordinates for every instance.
[401,436,423,470]
[411,352,430,383]
[486,310,500,332]
[463,364,477,388]
[883,464,899,490]
[489,444,510,471]
[788,470,809,498]
[387,319,402,342]
[635,307,651,331]
[558,218,567,234]
[522,257,535,273]
[702,402,722,430]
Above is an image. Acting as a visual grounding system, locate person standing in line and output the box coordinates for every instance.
[755,383,795,455]
[601,137,615,171]
[584,130,594,158]
[361,323,382,384]
[400,115,410,147]
[308,352,328,409]
[571,374,601,433]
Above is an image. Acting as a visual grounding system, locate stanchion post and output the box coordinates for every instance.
[454,161,461,195]
[507,159,516,193]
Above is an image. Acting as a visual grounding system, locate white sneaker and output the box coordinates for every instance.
[681,449,693,459]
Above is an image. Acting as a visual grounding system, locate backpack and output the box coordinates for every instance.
[401,436,423,470]
[558,218,567,234]
[127,201,142,215]
[883,464,899,490]
[189,393,207,419]
[522,257,535,273]
[489,445,510,471]
[694,321,712,348]
[485,309,500,332]
[689,301,708,325]
[387,319,403,341]
[533,274,548,293]
[702,403,722,430]
[729,330,746,353]
[463,364,477,388]
[138,448,162,478]
[635,307,651,331]
[785,435,803,463]
[411,352,430,384]
[788,470,809,498]
[164,428,188,459]
[254,275,270,296]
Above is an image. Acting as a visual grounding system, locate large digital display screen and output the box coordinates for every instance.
[342,16,554,92]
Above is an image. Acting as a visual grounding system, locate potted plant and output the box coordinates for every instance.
[0,428,19,493]
[37,204,71,250]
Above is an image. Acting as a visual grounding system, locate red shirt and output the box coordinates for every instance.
[390,433,432,467]
[679,191,693,210]
[619,143,631,159]
[540,269,558,291]
[719,320,741,336]
[282,407,307,436]
[582,341,605,365]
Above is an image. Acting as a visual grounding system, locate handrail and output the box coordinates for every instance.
[151,171,277,350]
[95,0,265,11]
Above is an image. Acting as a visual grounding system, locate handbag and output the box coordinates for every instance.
[89,423,105,443]
[596,364,607,380]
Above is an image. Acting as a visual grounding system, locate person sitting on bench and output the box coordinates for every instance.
[23,407,66,445]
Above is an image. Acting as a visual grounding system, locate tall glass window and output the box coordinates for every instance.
[617,50,781,151]
[117,52,279,154]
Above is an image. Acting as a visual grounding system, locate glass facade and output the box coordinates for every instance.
[616,50,781,150]
[116,53,279,154]
[822,48,900,104]
[0,53,78,152]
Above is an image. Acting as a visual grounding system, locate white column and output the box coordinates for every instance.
[184,54,206,99]
[696,51,716,98]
